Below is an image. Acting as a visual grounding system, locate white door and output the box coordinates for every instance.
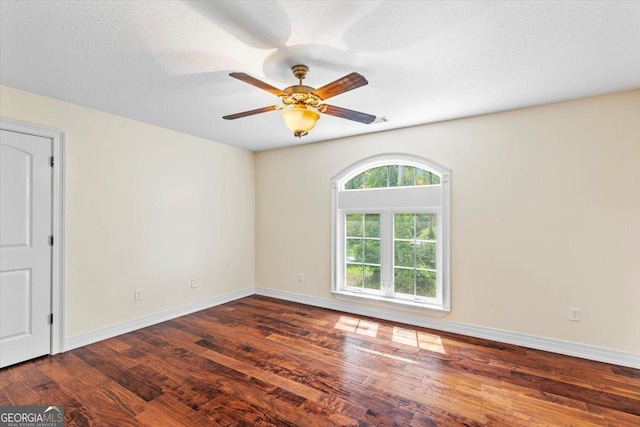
[0,129,52,368]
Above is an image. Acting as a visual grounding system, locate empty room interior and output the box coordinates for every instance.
[1,1,639,426]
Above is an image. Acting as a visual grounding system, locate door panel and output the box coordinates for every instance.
[0,129,52,367]
[0,269,31,339]
[0,145,32,247]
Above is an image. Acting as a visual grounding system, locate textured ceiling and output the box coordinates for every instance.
[1,1,639,151]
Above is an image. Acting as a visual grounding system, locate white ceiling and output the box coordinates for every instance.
[1,1,639,151]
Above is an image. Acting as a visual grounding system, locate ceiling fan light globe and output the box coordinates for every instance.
[281,106,320,137]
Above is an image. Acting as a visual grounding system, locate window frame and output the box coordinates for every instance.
[331,153,451,315]
[343,212,383,295]
[390,210,441,304]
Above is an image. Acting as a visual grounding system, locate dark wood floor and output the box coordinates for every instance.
[1,296,639,426]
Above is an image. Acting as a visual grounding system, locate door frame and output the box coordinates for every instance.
[1,118,65,355]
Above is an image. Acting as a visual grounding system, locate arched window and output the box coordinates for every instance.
[331,154,451,314]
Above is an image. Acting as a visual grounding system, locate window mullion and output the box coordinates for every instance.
[413,214,417,296]
[381,211,393,297]
[361,215,365,289]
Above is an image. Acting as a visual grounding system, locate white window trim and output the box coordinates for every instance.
[331,153,451,316]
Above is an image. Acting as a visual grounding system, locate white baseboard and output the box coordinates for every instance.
[255,287,640,369]
[63,285,640,369]
[64,287,254,351]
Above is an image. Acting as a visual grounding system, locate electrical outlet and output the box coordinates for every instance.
[569,307,581,322]
[191,280,198,289]
[134,289,142,301]
[298,273,304,282]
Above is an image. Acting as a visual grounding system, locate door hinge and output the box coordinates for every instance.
[49,313,53,324]
[49,235,54,246]
[50,156,54,167]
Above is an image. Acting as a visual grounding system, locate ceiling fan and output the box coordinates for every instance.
[223,65,376,138]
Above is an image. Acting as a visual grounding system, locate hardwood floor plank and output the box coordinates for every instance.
[138,394,223,427]
[198,393,292,427]
[3,382,42,405]
[72,386,147,427]
[186,373,337,427]
[587,402,640,427]
[481,383,606,426]
[267,333,390,381]
[0,389,12,406]
[78,340,140,371]
[135,401,200,427]
[200,348,326,402]
[95,381,147,416]
[1,295,638,426]
[101,336,133,353]
[612,365,640,379]
[28,379,65,405]
[201,348,370,422]
[63,397,107,427]
[0,363,28,388]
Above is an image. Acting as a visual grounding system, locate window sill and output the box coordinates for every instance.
[331,290,450,317]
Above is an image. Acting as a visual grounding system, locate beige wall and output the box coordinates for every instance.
[1,85,255,337]
[2,84,638,355]
[256,90,640,354]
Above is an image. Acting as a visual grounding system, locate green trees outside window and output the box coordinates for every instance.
[345,213,437,298]
[345,214,381,290]
[394,213,437,298]
[345,165,440,190]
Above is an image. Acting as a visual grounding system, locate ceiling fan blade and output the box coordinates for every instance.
[312,72,368,100]
[223,105,278,120]
[320,104,376,124]
[229,72,287,96]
